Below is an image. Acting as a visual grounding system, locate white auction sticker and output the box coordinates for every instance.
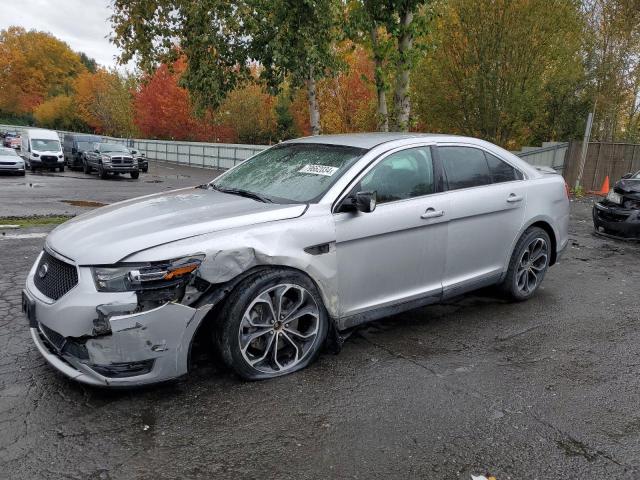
[299,164,339,176]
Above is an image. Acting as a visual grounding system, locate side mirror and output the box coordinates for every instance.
[94,149,100,153]
[355,191,377,213]
[131,150,138,154]
[341,191,377,213]
[622,173,633,179]
[141,153,146,157]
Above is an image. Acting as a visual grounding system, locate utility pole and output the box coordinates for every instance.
[575,111,594,190]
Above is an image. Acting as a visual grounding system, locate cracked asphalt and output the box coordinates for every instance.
[1,165,640,479]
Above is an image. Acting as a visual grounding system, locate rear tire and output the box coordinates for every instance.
[215,269,329,380]
[500,227,551,301]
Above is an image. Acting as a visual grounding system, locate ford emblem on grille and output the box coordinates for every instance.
[38,263,49,279]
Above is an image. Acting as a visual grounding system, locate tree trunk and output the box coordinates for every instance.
[392,8,413,132]
[306,67,321,136]
[371,26,388,132]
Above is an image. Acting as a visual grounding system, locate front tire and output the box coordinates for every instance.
[98,164,108,179]
[58,165,64,172]
[216,269,329,380]
[130,171,139,179]
[500,227,551,301]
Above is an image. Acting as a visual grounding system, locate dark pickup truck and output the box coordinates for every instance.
[83,142,139,179]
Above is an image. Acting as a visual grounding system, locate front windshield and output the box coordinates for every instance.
[0,148,18,157]
[99,143,129,153]
[77,141,95,151]
[212,143,366,203]
[32,139,60,151]
[632,171,640,179]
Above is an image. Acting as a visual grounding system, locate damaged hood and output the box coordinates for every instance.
[47,187,307,265]
[614,178,640,197]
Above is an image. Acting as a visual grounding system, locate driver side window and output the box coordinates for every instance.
[360,147,434,204]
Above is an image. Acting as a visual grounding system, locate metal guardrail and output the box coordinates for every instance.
[1,123,568,172]
[513,142,568,172]
[0,124,267,170]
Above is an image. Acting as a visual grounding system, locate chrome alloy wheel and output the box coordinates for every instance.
[238,284,320,374]
[516,237,549,295]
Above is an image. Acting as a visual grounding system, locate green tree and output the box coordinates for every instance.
[245,0,343,135]
[110,0,342,136]
[78,52,97,73]
[346,0,433,132]
[412,0,586,148]
[110,0,250,114]
[582,0,640,142]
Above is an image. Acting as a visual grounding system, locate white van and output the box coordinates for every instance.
[21,128,64,172]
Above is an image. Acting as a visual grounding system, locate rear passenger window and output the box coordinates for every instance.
[485,152,523,183]
[439,146,491,190]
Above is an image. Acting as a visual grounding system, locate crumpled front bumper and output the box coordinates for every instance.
[593,202,640,239]
[24,255,213,387]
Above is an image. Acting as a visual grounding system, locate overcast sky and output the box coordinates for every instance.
[0,0,127,70]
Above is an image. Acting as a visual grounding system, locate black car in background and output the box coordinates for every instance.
[593,171,640,239]
[63,134,102,169]
[130,148,148,172]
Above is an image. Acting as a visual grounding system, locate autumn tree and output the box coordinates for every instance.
[412,0,586,148]
[110,0,343,136]
[75,69,137,137]
[318,46,377,133]
[134,59,234,142]
[0,27,85,116]
[217,81,277,144]
[33,95,84,131]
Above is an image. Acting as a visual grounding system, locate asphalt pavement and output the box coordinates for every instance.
[1,166,640,479]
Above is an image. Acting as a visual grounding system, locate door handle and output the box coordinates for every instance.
[506,194,523,203]
[421,208,445,219]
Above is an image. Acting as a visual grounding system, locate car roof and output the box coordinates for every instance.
[284,132,472,149]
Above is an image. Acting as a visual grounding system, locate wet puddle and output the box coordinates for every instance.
[61,200,107,207]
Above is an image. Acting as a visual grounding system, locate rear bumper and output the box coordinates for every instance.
[592,202,640,238]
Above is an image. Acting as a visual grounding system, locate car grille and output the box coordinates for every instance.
[0,161,16,165]
[41,155,58,163]
[39,323,66,351]
[33,250,78,300]
[596,209,629,222]
[111,156,133,165]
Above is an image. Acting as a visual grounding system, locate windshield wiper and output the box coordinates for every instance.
[212,185,272,203]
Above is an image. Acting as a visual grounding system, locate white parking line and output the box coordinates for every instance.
[1,232,47,239]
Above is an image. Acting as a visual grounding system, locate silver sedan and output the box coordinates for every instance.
[23,133,569,386]
[0,147,25,175]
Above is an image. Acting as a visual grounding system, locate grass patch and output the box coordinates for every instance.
[0,215,74,228]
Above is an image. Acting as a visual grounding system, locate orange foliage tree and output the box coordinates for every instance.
[134,59,234,142]
[292,46,377,136]
[0,27,85,115]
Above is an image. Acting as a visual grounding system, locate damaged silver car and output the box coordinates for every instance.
[22,133,569,386]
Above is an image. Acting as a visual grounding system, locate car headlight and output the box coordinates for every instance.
[92,255,204,292]
[606,190,622,204]
[32,153,39,157]
[101,155,111,163]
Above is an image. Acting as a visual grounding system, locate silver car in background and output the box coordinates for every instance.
[0,147,25,175]
[22,133,569,386]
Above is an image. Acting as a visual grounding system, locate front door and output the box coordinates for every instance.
[334,145,448,320]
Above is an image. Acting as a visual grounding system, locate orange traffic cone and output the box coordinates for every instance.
[596,176,610,196]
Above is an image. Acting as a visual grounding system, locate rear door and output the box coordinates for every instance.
[436,144,527,294]
[334,145,448,318]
